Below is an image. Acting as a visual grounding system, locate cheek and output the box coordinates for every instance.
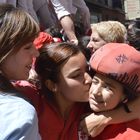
[94,42,102,49]
[104,93,122,109]
[61,81,84,96]
[89,84,96,94]
[58,79,79,93]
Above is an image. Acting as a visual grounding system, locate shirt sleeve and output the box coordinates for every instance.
[0,95,41,140]
[51,0,73,20]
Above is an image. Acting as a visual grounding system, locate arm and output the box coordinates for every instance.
[51,0,78,44]
[80,96,140,137]
[73,0,91,33]
[60,15,78,44]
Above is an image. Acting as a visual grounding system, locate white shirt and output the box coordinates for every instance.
[51,0,91,30]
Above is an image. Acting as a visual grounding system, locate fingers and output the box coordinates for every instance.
[70,39,78,45]
[79,113,108,137]
[89,126,105,137]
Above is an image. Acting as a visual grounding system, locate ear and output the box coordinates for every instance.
[45,80,57,92]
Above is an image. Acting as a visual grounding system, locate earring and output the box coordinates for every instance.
[52,87,57,92]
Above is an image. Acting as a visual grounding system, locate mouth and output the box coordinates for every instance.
[89,97,104,104]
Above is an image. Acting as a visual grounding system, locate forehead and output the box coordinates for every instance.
[60,52,87,74]
[91,29,99,37]
[91,30,103,41]
[94,73,122,87]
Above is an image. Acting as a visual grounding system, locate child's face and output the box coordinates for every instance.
[89,73,124,112]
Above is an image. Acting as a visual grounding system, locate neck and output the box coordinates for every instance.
[54,94,74,120]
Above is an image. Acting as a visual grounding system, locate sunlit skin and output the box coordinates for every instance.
[1,42,39,80]
[87,30,107,54]
[89,73,125,112]
[53,52,92,118]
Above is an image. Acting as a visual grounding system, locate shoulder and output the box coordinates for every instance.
[0,93,40,140]
[14,80,42,111]
[14,80,40,102]
[0,93,36,123]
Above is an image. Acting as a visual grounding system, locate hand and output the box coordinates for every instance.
[70,39,78,45]
[79,113,111,137]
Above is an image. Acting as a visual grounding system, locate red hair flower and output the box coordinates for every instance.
[34,32,54,49]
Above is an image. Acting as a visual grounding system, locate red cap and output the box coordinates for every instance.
[90,43,140,93]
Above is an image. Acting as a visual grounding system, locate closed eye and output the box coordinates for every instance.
[92,77,99,85]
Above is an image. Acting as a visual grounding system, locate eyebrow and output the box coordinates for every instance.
[66,68,81,76]
[94,76,116,89]
[105,81,116,89]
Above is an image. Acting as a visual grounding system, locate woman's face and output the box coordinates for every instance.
[56,52,92,104]
[87,30,107,54]
[1,42,39,80]
[89,73,124,112]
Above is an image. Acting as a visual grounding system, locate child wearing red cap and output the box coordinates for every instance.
[88,43,140,140]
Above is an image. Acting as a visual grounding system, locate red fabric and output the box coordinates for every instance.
[15,81,89,140]
[34,32,54,49]
[38,98,88,140]
[86,28,92,36]
[14,81,41,113]
[93,120,140,140]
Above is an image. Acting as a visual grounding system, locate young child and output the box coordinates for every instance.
[88,43,140,139]
[80,21,140,137]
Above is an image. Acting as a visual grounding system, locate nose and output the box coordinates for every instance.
[92,85,102,97]
[87,42,96,54]
[84,72,92,84]
[87,41,93,49]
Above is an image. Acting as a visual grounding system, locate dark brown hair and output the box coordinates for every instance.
[35,42,83,94]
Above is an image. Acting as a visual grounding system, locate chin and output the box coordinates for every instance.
[91,108,101,113]
[90,105,102,112]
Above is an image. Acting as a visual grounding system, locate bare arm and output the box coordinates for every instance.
[60,15,78,44]
[51,0,78,44]
[80,96,140,137]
